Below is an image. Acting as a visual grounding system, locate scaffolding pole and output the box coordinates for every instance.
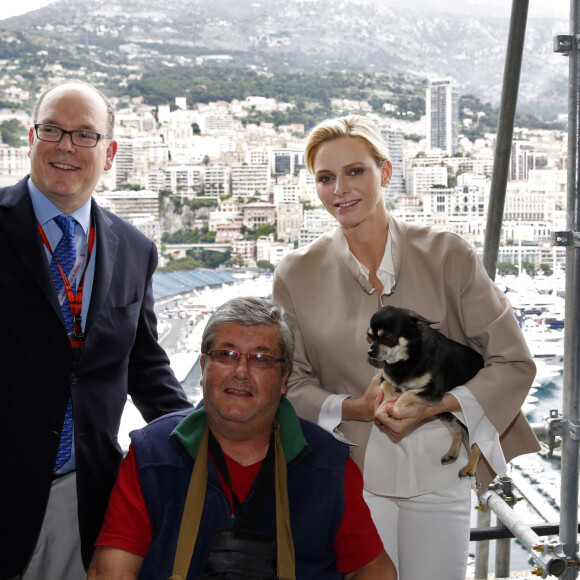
[477,5,529,575]
[474,507,491,579]
[476,4,529,575]
[558,0,580,577]
[482,0,529,281]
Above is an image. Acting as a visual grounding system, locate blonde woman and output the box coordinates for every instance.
[273,115,539,580]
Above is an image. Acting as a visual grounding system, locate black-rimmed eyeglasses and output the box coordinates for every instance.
[205,349,284,369]
[34,124,112,148]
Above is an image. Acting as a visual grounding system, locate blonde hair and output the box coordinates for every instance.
[305,115,390,174]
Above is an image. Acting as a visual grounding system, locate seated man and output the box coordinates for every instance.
[88,296,396,580]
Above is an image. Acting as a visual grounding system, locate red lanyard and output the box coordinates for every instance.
[37,213,95,345]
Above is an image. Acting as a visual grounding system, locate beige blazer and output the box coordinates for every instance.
[273,215,540,492]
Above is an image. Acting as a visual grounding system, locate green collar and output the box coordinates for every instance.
[171,397,308,464]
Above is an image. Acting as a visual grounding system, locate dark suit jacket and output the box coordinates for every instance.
[0,176,192,577]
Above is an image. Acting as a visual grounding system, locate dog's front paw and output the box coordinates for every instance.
[441,452,458,465]
[458,465,476,478]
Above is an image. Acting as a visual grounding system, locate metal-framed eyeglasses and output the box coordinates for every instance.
[205,349,284,369]
[34,123,112,148]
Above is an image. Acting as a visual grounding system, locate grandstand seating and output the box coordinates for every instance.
[153,269,236,300]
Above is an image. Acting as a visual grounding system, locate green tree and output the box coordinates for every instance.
[521,261,535,274]
[158,256,204,272]
[205,250,230,268]
[244,223,276,240]
[256,260,275,271]
[497,262,518,276]
[0,119,27,147]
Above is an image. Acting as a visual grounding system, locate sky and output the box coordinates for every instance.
[0,0,569,21]
[0,0,55,20]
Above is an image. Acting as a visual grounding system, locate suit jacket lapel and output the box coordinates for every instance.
[85,199,119,330]
[0,178,64,321]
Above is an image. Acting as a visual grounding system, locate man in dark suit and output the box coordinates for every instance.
[0,80,192,580]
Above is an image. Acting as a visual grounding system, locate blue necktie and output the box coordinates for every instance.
[51,215,77,472]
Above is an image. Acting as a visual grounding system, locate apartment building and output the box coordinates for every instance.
[423,185,482,219]
[276,202,303,242]
[204,164,231,197]
[380,125,404,200]
[298,209,337,247]
[163,164,204,197]
[406,165,448,196]
[243,202,276,229]
[94,190,161,245]
[270,148,306,177]
[231,164,270,200]
[0,145,29,187]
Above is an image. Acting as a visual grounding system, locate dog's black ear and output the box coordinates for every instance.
[407,309,438,327]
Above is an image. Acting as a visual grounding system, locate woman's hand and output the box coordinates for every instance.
[374,391,432,439]
[342,374,383,422]
[374,391,459,439]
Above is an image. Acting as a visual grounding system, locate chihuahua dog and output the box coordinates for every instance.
[368,305,484,478]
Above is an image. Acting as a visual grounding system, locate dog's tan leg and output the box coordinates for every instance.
[379,379,396,398]
[391,389,425,411]
[439,414,463,465]
[459,442,481,478]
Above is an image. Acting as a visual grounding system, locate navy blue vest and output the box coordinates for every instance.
[132,408,349,579]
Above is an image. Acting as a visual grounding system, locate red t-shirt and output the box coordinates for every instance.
[97,444,383,574]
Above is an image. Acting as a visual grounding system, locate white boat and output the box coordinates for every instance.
[533,359,564,382]
[528,341,564,363]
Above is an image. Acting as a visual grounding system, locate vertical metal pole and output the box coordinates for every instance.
[482,0,529,281]
[561,0,580,577]
[495,477,515,578]
[474,508,491,579]
[478,2,529,573]
[495,537,512,577]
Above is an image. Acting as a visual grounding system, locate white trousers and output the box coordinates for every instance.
[364,477,473,580]
[19,472,86,580]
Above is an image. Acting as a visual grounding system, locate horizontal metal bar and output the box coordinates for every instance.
[470,522,577,541]
[482,489,542,550]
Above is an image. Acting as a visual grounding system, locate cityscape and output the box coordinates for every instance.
[0,0,571,278]
[0,73,569,274]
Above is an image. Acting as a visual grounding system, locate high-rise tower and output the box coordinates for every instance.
[379,125,404,201]
[426,79,459,155]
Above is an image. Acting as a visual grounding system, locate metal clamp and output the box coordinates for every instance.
[545,410,563,458]
[554,34,577,55]
[546,410,580,443]
[552,230,580,247]
[492,476,519,506]
[568,421,580,441]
